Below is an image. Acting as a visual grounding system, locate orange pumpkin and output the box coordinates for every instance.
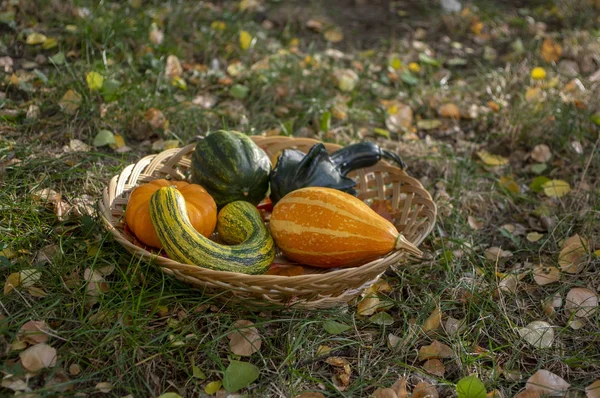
[125,179,217,248]
[269,187,422,268]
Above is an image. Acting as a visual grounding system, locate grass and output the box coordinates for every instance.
[1,0,600,396]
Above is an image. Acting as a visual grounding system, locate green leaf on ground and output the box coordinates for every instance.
[223,360,259,393]
[323,320,351,335]
[456,375,487,398]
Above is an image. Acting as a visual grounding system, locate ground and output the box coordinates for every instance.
[0,0,600,397]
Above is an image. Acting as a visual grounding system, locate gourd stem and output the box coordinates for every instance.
[394,234,423,257]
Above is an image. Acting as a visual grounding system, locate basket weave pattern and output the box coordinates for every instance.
[99,136,437,309]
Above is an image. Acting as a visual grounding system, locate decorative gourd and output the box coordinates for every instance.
[191,130,271,207]
[269,141,406,204]
[149,186,274,274]
[269,143,356,204]
[269,187,422,268]
[125,179,216,248]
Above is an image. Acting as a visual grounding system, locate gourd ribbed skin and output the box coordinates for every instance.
[269,187,399,268]
[149,186,274,274]
[190,131,271,207]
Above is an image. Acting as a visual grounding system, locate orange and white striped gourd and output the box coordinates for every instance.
[269,187,422,268]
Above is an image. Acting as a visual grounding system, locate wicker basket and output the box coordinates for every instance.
[98,136,437,309]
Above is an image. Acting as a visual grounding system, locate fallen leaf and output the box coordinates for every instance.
[413,381,438,398]
[18,320,49,344]
[530,144,552,163]
[19,343,57,372]
[526,370,569,395]
[333,69,359,92]
[294,393,326,398]
[149,23,164,45]
[423,359,445,377]
[439,103,460,119]
[323,320,351,335]
[20,269,41,288]
[456,375,487,398]
[532,265,560,285]
[392,376,409,398]
[205,381,222,395]
[417,119,442,130]
[369,312,394,326]
[499,176,520,194]
[485,247,512,261]
[418,340,453,361]
[477,150,509,166]
[228,320,262,356]
[387,333,402,351]
[69,363,81,375]
[530,67,547,80]
[86,71,104,91]
[468,216,483,230]
[422,305,441,332]
[324,28,343,43]
[372,388,398,398]
[499,274,518,294]
[1,377,29,392]
[385,103,413,133]
[586,380,600,398]
[558,234,588,273]
[316,345,332,356]
[192,94,217,109]
[26,32,47,45]
[69,139,90,152]
[357,295,380,316]
[145,108,168,130]
[565,288,598,318]
[541,180,571,198]
[95,382,112,393]
[514,390,541,398]
[157,394,182,398]
[59,90,82,114]
[409,62,421,73]
[517,321,554,348]
[239,30,253,50]
[568,318,585,330]
[4,272,21,295]
[223,360,259,393]
[93,130,116,147]
[165,55,183,80]
[526,232,544,242]
[541,38,562,63]
[444,317,466,336]
[210,21,226,31]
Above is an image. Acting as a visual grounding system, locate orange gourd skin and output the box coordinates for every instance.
[269,187,399,268]
[125,179,217,248]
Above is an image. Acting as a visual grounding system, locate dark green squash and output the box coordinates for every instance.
[191,130,271,207]
[269,141,406,204]
[269,143,356,204]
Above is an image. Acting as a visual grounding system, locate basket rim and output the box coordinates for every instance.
[98,135,437,285]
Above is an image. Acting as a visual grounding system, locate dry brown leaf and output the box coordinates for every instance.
[372,388,398,398]
[558,235,588,273]
[565,288,598,318]
[422,305,441,332]
[144,108,169,130]
[294,393,326,398]
[165,55,183,80]
[327,357,351,392]
[1,376,29,392]
[444,317,466,336]
[586,380,600,398]
[388,333,402,351]
[526,369,569,395]
[423,359,445,377]
[59,90,82,115]
[468,216,483,230]
[517,321,554,348]
[530,144,552,163]
[541,38,562,63]
[568,318,585,330]
[357,296,380,316]
[498,274,518,294]
[18,320,49,345]
[324,28,343,43]
[477,151,509,166]
[95,382,113,393]
[438,103,460,119]
[392,376,409,398]
[418,340,453,361]
[525,87,543,102]
[69,363,81,376]
[526,232,544,242]
[514,390,541,398]
[485,247,512,261]
[19,343,57,372]
[532,265,560,285]
[413,381,439,398]
[384,101,413,133]
[4,272,21,295]
[227,320,262,356]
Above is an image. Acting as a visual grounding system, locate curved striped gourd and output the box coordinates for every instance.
[149,186,274,274]
[269,187,422,268]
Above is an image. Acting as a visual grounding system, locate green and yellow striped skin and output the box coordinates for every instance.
[149,186,274,274]
[191,130,271,207]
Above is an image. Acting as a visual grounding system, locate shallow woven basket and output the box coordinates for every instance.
[99,136,437,309]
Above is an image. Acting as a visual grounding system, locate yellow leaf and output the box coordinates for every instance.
[541,38,562,63]
[531,67,547,80]
[477,150,509,166]
[499,176,520,193]
[422,305,441,332]
[324,28,344,43]
[171,76,187,90]
[26,32,48,45]
[357,295,380,316]
[204,381,222,395]
[471,21,484,35]
[42,37,58,50]
[542,179,571,198]
[526,232,544,242]
[4,272,20,295]
[239,30,253,50]
[86,72,104,91]
[316,345,332,356]
[163,140,180,150]
[408,62,421,73]
[594,249,600,257]
[110,134,126,150]
[390,58,402,70]
[210,21,226,31]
